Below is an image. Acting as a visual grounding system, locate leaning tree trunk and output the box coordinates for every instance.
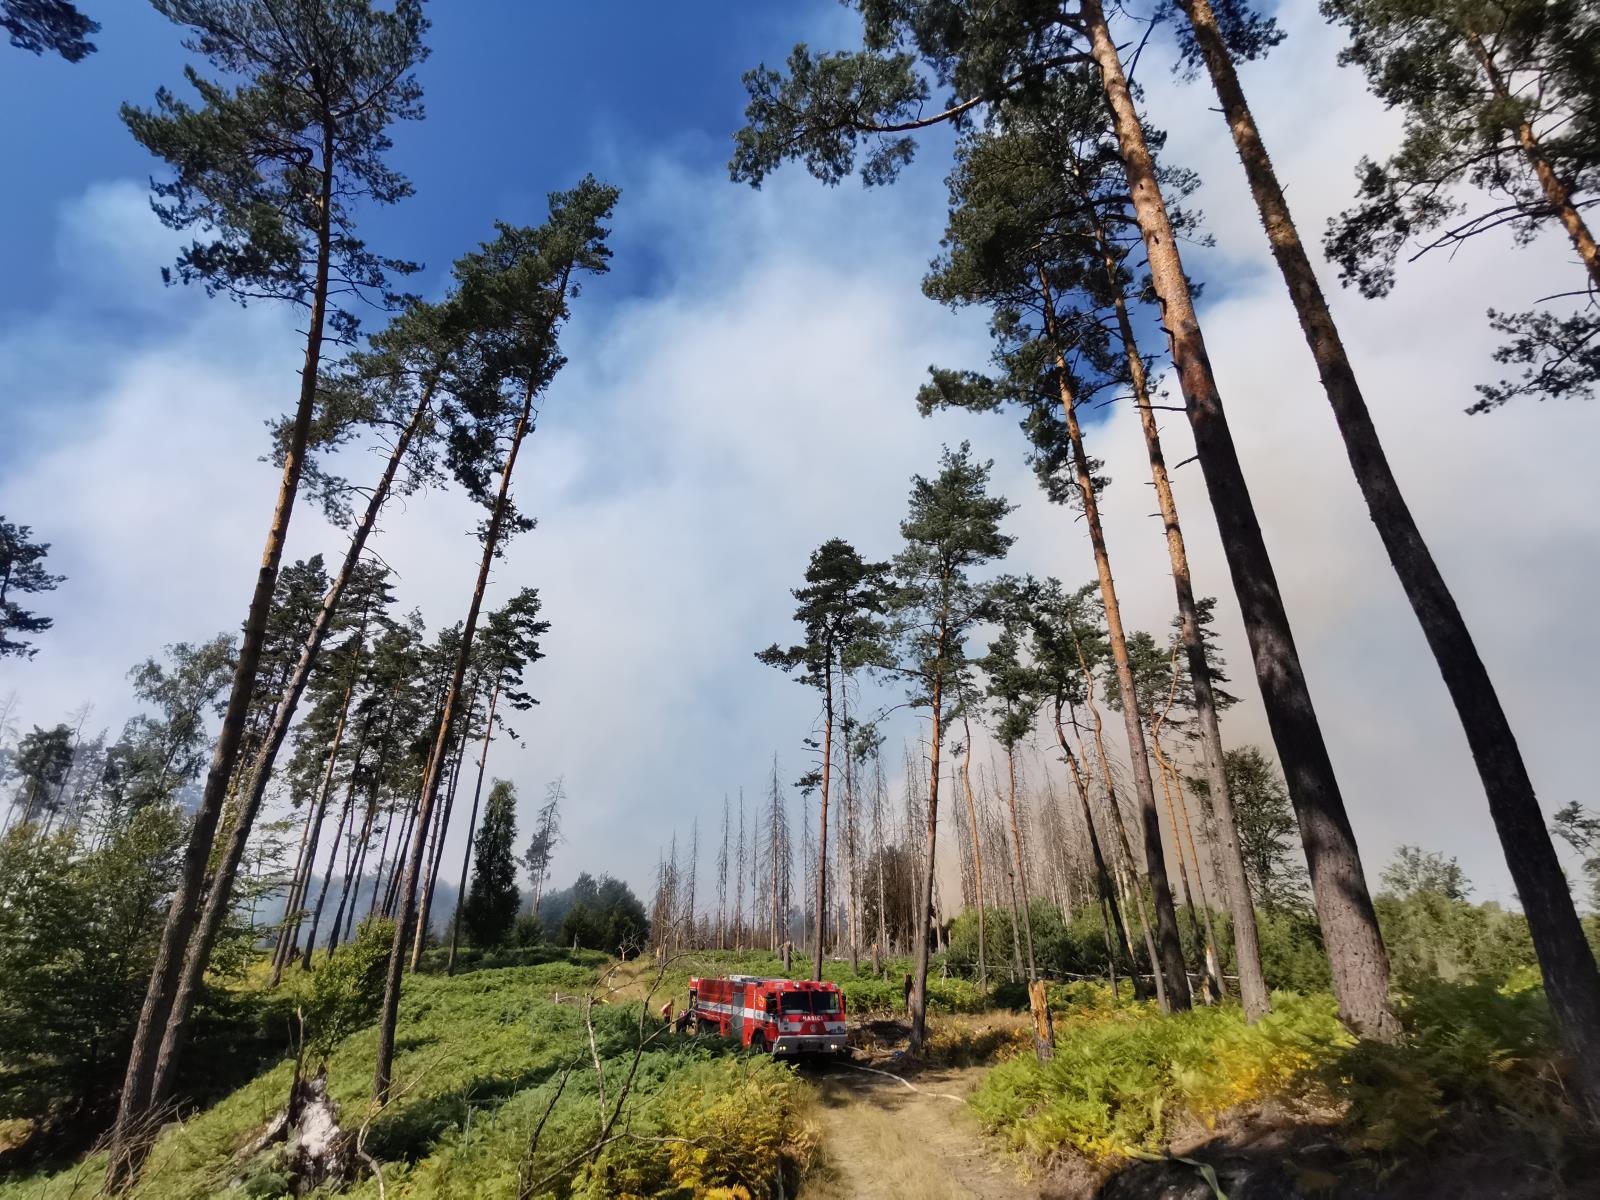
[1180,0,1596,1072]
[272,787,320,977]
[372,366,541,1103]
[448,679,500,974]
[105,132,339,1194]
[173,371,434,1035]
[327,769,381,958]
[382,788,422,917]
[300,739,367,970]
[1040,274,1191,1009]
[960,710,988,997]
[1083,0,1398,1041]
[908,607,949,1054]
[1461,30,1600,288]
[272,685,354,989]
[1087,210,1271,1020]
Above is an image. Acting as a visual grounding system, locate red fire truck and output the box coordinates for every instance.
[686,974,849,1056]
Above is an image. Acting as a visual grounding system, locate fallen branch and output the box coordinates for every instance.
[840,1062,965,1102]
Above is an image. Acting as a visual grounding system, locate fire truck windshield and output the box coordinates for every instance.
[779,991,841,1015]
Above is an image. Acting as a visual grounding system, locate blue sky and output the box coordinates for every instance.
[0,3,827,312]
[3,2,1598,912]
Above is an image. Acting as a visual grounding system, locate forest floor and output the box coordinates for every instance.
[799,1058,1030,1200]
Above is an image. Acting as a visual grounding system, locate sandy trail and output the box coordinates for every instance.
[799,1059,1038,1200]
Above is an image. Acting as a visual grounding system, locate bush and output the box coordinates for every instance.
[0,805,185,1125]
[1324,977,1578,1160]
[971,992,1349,1161]
[303,917,393,1060]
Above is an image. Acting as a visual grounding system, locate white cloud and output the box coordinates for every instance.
[3,7,1597,920]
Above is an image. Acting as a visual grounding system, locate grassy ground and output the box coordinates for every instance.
[0,948,820,1200]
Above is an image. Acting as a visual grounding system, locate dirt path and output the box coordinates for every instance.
[799,1060,1038,1200]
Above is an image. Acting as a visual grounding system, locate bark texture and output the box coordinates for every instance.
[1083,0,1399,1041]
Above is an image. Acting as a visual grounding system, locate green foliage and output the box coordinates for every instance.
[0,518,65,659]
[303,918,392,1060]
[0,952,815,1200]
[1552,801,1600,911]
[2,1,98,61]
[1375,891,1537,985]
[106,633,236,817]
[972,992,1350,1160]
[125,0,428,339]
[1321,0,1600,410]
[1191,745,1308,912]
[1381,843,1472,901]
[538,872,650,956]
[756,537,895,688]
[891,443,1014,720]
[0,804,185,1122]
[462,779,520,948]
[1324,977,1583,1166]
[7,723,73,825]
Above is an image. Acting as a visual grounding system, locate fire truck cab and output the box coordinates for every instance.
[687,974,849,1056]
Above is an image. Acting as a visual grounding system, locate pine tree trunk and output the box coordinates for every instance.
[960,711,988,997]
[1170,766,1227,1001]
[300,738,365,969]
[1083,0,1398,1041]
[105,127,340,1191]
[1461,31,1600,288]
[814,659,834,982]
[412,717,471,971]
[382,789,421,918]
[1054,707,1132,992]
[1180,0,1600,1076]
[272,795,320,976]
[448,680,500,975]
[1039,275,1191,1009]
[909,607,948,1054]
[271,683,354,989]
[840,677,861,975]
[1087,211,1271,1020]
[327,772,380,958]
[372,357,543,1102]
[369,801,395,922]
[1003,747,1037,979]
[1077,654,1165,1008]
[150,380,433,1100]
